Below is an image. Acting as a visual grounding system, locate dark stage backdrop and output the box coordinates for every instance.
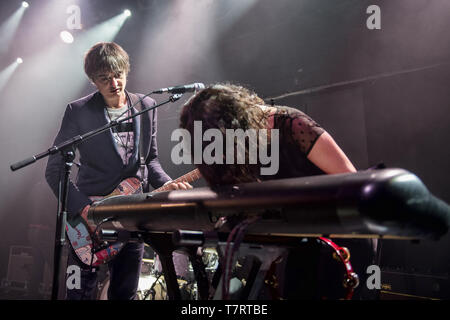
[0,0,448,298]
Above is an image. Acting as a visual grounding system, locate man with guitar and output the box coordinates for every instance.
[45,42,192,300]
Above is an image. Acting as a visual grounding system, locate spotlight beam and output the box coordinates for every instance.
[0,61,21,93]
[3,9,132,122]
[73,11,131,49]
[0,4,28,54]
[3,10,133,115]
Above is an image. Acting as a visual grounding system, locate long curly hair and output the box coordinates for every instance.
[180,83,271,186]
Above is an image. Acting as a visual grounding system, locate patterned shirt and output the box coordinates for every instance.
[264,105,325,180]
[104,101,149,183]
[105,105,135,165]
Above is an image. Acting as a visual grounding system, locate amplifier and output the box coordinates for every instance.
[380,269,449,300]
[2,246,34,290]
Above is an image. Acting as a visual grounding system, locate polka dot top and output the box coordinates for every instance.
[263,105,326,180]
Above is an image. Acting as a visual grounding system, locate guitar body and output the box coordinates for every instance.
[66,177,143,267]
[66,169,201,267]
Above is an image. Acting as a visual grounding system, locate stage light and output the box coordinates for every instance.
[16,57,23,64]
[124,9,131,17]
[22,1,29,8]
[60,30,74,44]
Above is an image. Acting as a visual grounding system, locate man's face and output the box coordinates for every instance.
[93,71,127,100]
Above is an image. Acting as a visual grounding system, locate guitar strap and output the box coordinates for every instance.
[128,92,149,190]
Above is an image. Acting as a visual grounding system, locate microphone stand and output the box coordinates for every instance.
[10,93,183,300]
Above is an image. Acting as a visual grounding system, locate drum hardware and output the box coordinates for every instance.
[141,258,155,275]
[185,248,219,274]
[173,230,363,300]
[138,272,198,300]
[210,242,287,300]
[202,248,219,272]
[140,271,165,300]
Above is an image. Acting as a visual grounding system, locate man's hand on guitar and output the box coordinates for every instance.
[164,181,193,190]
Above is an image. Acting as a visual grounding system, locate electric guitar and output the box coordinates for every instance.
[66,169,201,267]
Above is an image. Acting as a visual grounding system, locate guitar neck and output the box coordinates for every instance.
[153,168,201,193]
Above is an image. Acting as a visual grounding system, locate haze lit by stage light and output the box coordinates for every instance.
[0,58,23,93]
[5,7,132,110]
[0,2,29,54]
[0,6,132,162]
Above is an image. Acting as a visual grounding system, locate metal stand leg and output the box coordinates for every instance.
[143,233,181,300]
[52,149,75,300]
[186,247,210,300]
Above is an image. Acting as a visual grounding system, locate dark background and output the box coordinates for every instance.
[0,0,449,299]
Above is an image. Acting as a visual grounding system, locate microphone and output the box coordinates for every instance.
[152,83,205,94]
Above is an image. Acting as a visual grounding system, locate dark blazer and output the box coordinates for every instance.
[45,90,171,217]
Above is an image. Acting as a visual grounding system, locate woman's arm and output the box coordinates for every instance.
[307,131,357,174]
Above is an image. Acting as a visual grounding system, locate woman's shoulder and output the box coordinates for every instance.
[274,105,308,117]
[272,106,320,128]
